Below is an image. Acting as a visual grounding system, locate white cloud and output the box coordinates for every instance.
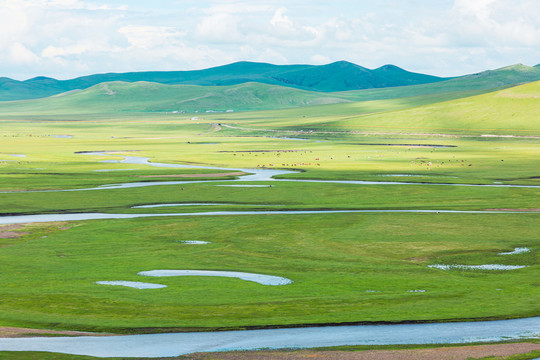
[449,0,540,47]
[270,7,293,32]
[119,26,186,49]
[1,0,540,79]
[202,2,272,15]
[252,48,289,64]
[195,13,243,43]
[310,54,331,65]
[0,1,30,43]
[267,7,321,43]
[453,0,497,20]
[9,42,40,64]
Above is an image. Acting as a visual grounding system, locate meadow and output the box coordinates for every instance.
[0,79,538,346]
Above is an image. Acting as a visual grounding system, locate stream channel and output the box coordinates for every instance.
[0,317,538,357]
[0,151,538,357]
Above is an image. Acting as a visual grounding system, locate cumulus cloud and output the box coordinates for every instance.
[450,0,540,47]
[9,42,40,64]
[195,13,244,43]
[268,7,322,44]
[453,0,497,20]
[1,0,539,79]
[119,26,186,49]
[310,54,331,65]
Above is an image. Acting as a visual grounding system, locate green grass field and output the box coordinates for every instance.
[0,78,538,344]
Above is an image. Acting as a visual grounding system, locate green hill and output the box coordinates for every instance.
[0,61,447,101]
[326,79,540,134]
[271,61,444,91]
[0,82,353,115]
[3,62,539,103]
[336,64,540,102]
[0,77,64,101]
[2,64,540,118]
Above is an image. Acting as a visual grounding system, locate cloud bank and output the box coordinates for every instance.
[1,0,539,79]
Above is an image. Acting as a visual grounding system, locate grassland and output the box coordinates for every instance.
[1,211,538,332]
[1,342,539,360]
[2,64,539,116]
[0,76,538,353]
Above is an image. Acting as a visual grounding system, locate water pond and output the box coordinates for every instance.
[96,281,167,289]
[499,247,531,255]
[138,270,292,286]
[428,264,528,271]
[177,240,210,244]
[132,203,230,208]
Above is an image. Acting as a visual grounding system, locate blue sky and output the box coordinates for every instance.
[1,0,539,79]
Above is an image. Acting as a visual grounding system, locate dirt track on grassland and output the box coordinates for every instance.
[0,327,112,337]
[183,343,540,360]
[0,224,28,239]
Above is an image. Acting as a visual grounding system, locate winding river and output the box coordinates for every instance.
[0,317,538,357]
[2,151,540,193]
[0,209,531,226]
[78,151,540,188]
[0,151,538,356]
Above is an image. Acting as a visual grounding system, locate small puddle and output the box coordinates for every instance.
[428,264,528,270]
[132,203,230,209]
[498,247,531,255]
[51,135,73,139]
[216,185,272,188]
[268,137,310,141]
[96,281,167,289]
[93,169,136,172]
[177,241,210,244]
[138,270,292,286]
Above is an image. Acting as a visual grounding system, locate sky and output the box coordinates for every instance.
[1,0,540,80]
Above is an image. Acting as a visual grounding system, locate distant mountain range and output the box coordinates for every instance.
[1,63,540,116]
[1,61,540,114]
[0,61,448,101]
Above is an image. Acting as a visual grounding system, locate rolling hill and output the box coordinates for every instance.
[1,63,540,117]
[0,61,447,101]
[0,82,353,115]
[267,61,444,92]
[325,79,540,134]
[329,64,540,102]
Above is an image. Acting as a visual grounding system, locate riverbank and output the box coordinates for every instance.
[183,343,540,360]
[0,327,112,338]
[0,340,538,359]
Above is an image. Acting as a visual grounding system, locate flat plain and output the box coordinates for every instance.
[0,77,538,358]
